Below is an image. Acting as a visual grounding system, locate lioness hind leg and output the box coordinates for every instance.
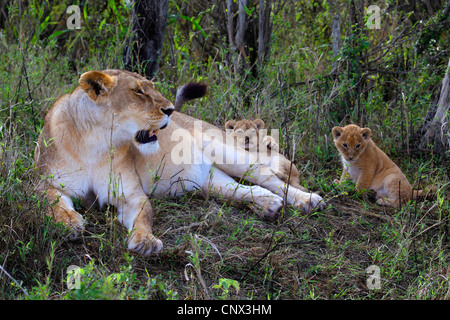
[203,167,283,221]
[252,174,326,214]
[45,188,85,240]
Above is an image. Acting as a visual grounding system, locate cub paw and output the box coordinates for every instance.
[262,136,279,152]
[128,229,163,256]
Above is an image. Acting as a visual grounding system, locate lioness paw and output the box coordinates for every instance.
[257,196,283,222]
[297,192,326,213]
[128,229,163,256]
[58,210,86,241]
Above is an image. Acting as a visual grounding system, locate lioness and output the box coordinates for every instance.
[35,69,325,255]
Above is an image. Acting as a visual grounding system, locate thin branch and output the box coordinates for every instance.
[0,265,29,297]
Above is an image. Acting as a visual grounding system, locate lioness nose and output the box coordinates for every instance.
[161,107,174,116]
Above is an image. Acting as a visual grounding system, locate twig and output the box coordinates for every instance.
[411,219,449,241]
[0,264,29,297]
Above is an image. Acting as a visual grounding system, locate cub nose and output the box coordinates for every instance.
[245,136,250,144]
[161,107,174,116]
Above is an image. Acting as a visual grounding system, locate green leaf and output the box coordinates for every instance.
[47,29,71,41]
[180,15,207,38]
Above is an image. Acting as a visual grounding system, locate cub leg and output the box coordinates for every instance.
[355,168,375,191]
[203,167,283,221]
[44,187,85,240]
[376,174,413,209]
[376,197,400,208]
[335,166,349,184]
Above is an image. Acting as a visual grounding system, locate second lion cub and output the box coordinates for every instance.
[332,124,425,208]
[225,119,307,192]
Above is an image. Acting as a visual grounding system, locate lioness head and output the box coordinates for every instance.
[332,124,372,162]
[79,69,174,154]
[225,119,265,152]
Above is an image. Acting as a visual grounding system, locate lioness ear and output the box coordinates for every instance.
[225,120,236,130]
[253,119,265,130]
[332,127,343,140]
[79,71,117,101]
[360,127,372,140]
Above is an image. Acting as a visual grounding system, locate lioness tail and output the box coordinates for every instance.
[175,82,207,111]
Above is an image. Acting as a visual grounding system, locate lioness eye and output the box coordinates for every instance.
[134,88,144,95]
[342,143,348,149]
[355,144,361,149]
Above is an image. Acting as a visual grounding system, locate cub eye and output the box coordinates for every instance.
[355,144,361,149]
[342,143,348,149]
[133,88,144,95]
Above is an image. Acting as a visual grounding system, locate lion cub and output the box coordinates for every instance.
[332,124,424,208]
[225,119,306,191]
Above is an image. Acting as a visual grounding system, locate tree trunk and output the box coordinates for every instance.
[0,0,10,29]
[331,13,340,71]
[123,0,169,79]
[258,0,272,69]
[226,0,273,77]
[417,58,450,156]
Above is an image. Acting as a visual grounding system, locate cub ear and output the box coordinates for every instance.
[225,120,237,130]
[360,127,372,140]
[79,71,117,101]
[253,119,265,130]
[332,126,343,140]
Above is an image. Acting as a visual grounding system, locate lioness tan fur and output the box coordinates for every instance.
[225,119,307,192]
[332,124,424,208]
[35,69,325,255]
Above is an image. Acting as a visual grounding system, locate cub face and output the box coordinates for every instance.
[225,119,265,152]
[332,124,372,162]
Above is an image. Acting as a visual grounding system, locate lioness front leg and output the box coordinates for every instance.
[45,187,85,240]
[117,194,163,255]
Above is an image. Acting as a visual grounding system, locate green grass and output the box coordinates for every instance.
[1,168,448,299]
